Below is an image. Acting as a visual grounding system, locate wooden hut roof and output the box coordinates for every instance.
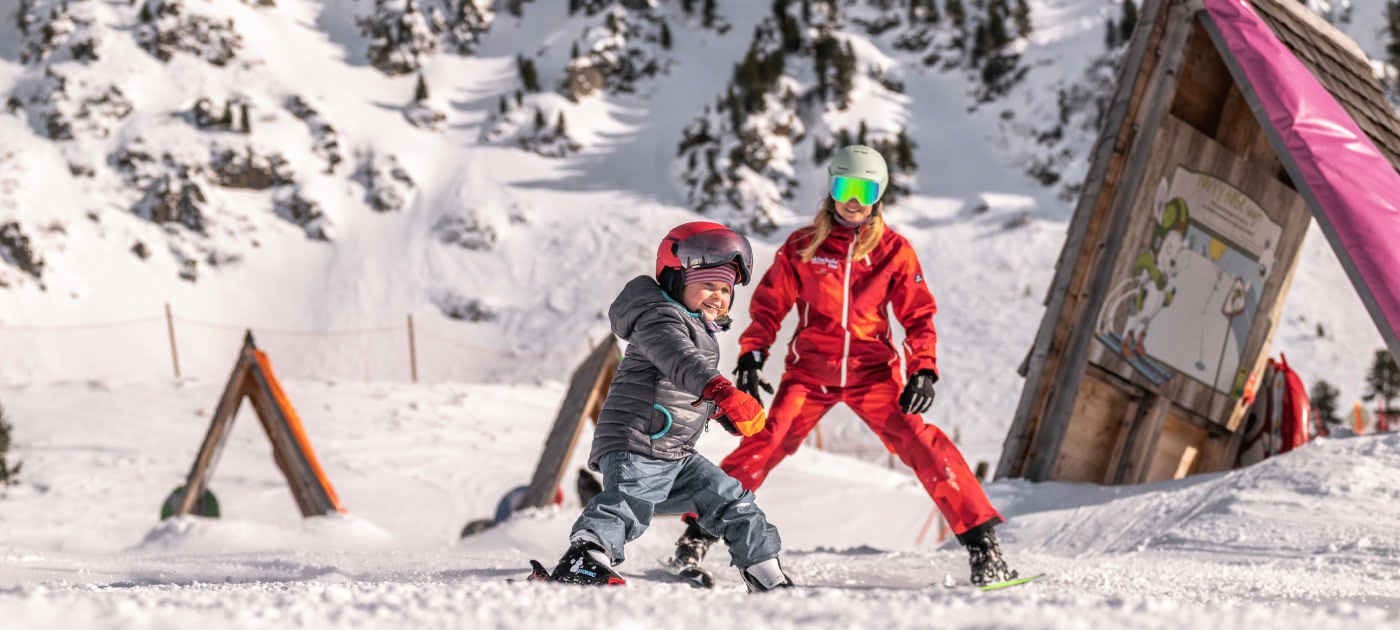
[1250,0,1400,172]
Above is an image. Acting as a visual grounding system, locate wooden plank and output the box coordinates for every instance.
[246,370,322,517]
[1169,20,1232,136]
[1144,409,1209,482]
[1118,394,1173,484]
[251,349,343,515]
[1051,373,1140,482]
[1023,4,1198,482]
[997,0,1173,479]
[175,350,251,516]
[521,337,621,509]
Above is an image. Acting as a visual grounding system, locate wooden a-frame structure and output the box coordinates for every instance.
[172,332,345,517]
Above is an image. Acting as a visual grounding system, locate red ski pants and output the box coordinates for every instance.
[718,373,1003,536]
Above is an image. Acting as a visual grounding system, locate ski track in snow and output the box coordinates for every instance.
[1,380,1398,628]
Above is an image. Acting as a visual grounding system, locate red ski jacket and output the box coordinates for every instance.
[740,223,938,387]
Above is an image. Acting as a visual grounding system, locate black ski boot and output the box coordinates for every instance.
[740,558,795,593]
[962,524,1017,587]
[546,539,626,586]
[664,516,719,588]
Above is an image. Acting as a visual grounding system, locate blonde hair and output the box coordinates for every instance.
[797,197,885,262]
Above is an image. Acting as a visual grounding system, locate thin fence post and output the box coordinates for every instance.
[165,302,181,378]
[407,313,418,383]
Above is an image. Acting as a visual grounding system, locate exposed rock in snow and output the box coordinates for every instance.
[273,188,330,241]
[431,289,496,321]
[208,145,294,190]
[284,96,344,174]
[18,70,132,141]
[353,152,415,213]
[135,0,243,67]
[0,222,45,282]
[432,213,496,251]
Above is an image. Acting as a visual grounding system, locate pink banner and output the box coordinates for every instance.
[1201,0,1400,357]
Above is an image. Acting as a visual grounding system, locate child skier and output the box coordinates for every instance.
[531,221,795,592]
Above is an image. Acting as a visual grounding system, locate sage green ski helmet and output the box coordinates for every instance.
[828,144,890,204]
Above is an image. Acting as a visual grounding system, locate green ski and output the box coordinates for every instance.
[978,573,1045,591]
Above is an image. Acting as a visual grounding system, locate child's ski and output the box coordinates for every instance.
[657,558,716,589]
[976,573,1045,591]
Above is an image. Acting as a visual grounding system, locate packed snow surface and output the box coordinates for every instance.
[1,380,1397,628]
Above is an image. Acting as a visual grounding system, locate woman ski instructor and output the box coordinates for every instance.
[669,145,1019,587]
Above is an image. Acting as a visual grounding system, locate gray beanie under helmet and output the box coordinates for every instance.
[828,144,890,203]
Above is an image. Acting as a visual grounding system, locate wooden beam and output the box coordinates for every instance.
[175,342,252,516]
[521,337,621,510]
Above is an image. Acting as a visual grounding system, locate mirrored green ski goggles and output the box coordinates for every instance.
[830,176,882,206]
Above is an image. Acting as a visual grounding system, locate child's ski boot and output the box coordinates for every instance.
[663,516,719,588]
[740,558,794,592]
[540,539,626,586]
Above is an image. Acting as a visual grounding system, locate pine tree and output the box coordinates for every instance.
[925,0,941,24]
[971,22,989,64]
[514,90,523,107]
[139,1,152,23]
[571,41,580,60]
[857,120,868,145]
[802,0,813,23]
[1363,349,1400,412]
[239,103,250,133]
[987,3,1011,50]
[703,0,717,28]
[896,128,916,171]
[1119,0,1138,45]
[1012,0,1032,38]
[1310,380,1343,430]
[415,73,430,102]
[569,0,582,14]
[683,0,696,14]
[945,0,966,28]
[498,96,507,114]
[1105,17,1118,49]
[555,111,567,136]
[534,107,546,131]
[517,55,540,92]
[0,402,21,486]
[661,20,673,49]
[1386,1,1400,90]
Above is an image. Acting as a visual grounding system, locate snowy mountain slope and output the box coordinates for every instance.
[0,1,1391,483]
[1,379,1398,628]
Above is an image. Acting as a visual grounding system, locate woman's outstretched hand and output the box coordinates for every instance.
[733,350,775,405]
[899,370,938,415]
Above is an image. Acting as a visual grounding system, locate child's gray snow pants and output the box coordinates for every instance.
[570,450,781,568]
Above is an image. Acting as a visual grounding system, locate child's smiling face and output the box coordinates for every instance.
[682,281,732,321]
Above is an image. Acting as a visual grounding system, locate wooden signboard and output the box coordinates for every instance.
[172,332,345,518]
[998,0,1400,485]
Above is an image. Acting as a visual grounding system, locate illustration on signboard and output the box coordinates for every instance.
[1097,166,1280,394]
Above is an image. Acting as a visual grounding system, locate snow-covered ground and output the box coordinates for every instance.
[3,0,1398,626]
[1,379,1398,628]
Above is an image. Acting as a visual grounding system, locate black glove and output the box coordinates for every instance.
[733,350,774,406]
[899,370,938,415]
[710,410,743,437]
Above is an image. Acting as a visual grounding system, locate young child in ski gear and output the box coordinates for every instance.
[540,221,795,592]
[671,146,1019,587]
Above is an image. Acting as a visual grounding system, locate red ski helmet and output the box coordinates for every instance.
[655,222,754,297]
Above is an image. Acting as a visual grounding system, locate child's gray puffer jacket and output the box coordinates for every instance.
[589,275,723,470]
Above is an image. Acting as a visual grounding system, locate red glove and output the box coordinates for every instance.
[697,376,767,437]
